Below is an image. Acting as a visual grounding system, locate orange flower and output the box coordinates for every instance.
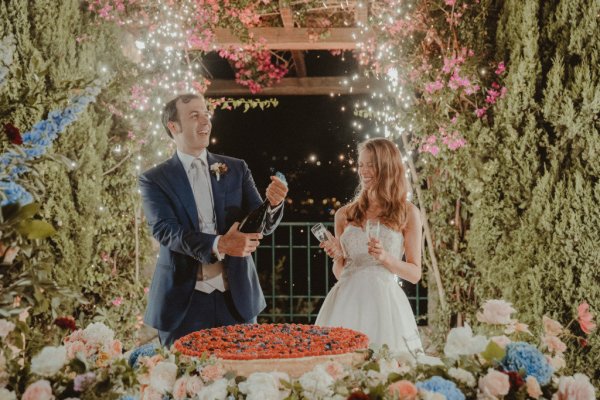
[388,380,418,400]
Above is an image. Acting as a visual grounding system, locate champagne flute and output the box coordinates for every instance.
[366,219,380,240]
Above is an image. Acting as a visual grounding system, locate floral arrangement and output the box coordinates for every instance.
[0,78,106,206]
[0,299,596,399]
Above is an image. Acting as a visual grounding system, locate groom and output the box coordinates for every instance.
[139,93,287,347]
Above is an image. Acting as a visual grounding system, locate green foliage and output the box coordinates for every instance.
[0,0,152,355]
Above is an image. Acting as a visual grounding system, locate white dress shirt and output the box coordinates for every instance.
[177,149,283,293]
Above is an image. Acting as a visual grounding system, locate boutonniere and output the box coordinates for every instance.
[210,162,228,181]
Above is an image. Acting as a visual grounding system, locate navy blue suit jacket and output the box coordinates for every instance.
[139,152,283,331]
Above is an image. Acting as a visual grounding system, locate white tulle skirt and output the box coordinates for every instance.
[315,265,423,353]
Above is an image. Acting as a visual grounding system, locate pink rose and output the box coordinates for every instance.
[526,376,543,399]
[577,302,596,334]
[106,339,123,358]
[323,361,346,380]
[186,376,205,396]
[388,380,418,400]
[478,369,510,398]
[65,340,86,359]
[173,376,189,400]
[547,354,566,371]
[111,297,123,307]
[543,316,564,336]
[477,300,516,325]
[543,335,567,354]
[553,374,596,400]
[200,364,225,382]
[22,380,54,400]
[505,321,532,335]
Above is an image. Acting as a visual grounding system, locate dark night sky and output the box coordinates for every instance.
[204,51,375,221]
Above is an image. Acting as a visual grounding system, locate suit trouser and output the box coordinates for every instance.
[158,289,256,348]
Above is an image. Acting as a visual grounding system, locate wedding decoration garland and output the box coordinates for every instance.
[0,78,106,206]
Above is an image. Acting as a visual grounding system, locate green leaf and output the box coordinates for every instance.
[481,340,506,362]
[16,203,41,220]
[16,220,57,239]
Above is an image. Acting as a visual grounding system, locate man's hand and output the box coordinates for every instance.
[266,176,288,207]
[218,222,263,257]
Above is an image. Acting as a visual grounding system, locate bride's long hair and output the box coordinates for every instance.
[345,138,409,232]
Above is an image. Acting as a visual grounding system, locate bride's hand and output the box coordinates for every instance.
[320,233,343,260]
[368,238,388,262]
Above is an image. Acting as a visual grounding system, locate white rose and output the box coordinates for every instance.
[31,346,67,377]
[239,372,288,400]
[82,322,114,346]
[444,323,489,359]
[196,378,229,400]
[0,321,15,339]
[299,368,335,400]
[448,367,477,387]
[0,388,16,400]
[378,358,402,377]
[149,361,178,394]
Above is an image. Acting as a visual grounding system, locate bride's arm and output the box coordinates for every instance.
[368,203,422,284]
[322,206,348,280]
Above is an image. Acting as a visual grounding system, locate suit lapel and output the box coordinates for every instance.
[207,152,226,233]
[162,153,199,230]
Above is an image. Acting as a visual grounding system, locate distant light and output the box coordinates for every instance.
[309,154,317,162]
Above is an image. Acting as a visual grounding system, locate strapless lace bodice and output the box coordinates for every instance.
[339,224,404,280]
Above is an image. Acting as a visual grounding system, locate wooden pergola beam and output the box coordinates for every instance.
[279,0,307,77]
[205,77,378,96]
[210,27,360,50]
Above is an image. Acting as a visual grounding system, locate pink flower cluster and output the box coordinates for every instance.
[130,84,150,111]
[419,126,467,156]
[219,40,287,94]
[63,322,123,367]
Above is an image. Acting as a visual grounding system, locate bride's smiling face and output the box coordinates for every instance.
[358,149,377,189]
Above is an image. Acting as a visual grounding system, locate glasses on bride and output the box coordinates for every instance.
[365,219,380,240]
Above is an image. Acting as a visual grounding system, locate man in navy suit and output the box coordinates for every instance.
[139,93,287,347]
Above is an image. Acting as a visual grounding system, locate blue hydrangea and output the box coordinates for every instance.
[0,181,33,206]
[501,342,553,385]
[0,80,104,205]
[128,343,161,369]
[416,376,466,400]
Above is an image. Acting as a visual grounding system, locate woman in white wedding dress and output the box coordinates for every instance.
[315,138,423,353]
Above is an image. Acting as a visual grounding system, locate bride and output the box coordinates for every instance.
[315,138,423,353]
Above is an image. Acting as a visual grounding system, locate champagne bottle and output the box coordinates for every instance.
[238,172,287,233]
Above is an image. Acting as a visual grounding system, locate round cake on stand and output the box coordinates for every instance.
[174,323,370,378]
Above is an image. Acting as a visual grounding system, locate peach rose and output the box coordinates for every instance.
[543,316,564,336]
[543,335,567,354]
[141,386,164,400]
[553,373,596,400]
[172,376,189,400]
[388,380,418,400]
[547,354,566,371]
[526,376,543,399]
[477,300,516,325]
[200,363,225,382]
[22,380,54,400]
[478,369,510,398]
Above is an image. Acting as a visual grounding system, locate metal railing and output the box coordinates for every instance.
[255,222,428,325]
